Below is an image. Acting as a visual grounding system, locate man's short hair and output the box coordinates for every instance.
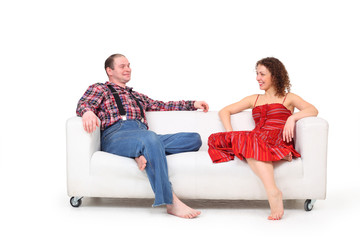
[104,54,125,72]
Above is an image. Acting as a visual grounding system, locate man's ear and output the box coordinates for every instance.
[106,67,112,76]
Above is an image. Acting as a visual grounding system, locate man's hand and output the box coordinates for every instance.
[194,101,209,112]
[82,111,99,133]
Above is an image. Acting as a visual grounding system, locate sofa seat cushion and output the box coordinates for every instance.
[90,151,303,198]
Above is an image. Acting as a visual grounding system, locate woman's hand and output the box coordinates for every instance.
[283,116,296,143]
[281,93,319,143]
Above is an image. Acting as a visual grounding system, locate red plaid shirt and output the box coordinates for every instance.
[76,81,197,130]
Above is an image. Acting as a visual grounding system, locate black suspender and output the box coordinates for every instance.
[129,89,145,120]
[107,85,127,120]
[107,85,145,121]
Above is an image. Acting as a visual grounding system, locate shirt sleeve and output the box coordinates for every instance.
[76,83,105,117]
[136,92,197,112]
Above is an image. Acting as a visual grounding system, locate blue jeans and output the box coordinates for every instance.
[101,120,202,207]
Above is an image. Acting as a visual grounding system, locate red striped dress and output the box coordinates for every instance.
[208,96,301,163]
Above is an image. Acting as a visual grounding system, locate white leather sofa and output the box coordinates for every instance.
[66,111,328,211]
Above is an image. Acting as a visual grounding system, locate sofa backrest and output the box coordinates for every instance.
[146,111,255,151]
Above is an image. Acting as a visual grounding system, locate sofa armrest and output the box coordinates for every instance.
[294,117,329,198]
[66,116,100,194]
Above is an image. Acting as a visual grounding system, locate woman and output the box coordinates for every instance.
[208,57,318,220]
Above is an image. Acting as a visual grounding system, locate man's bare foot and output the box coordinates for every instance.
[134,155,147,171]
[267,189,284,220]
[283,152,292,162]
[166,193,201,219]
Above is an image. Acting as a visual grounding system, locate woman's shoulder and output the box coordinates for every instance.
[286,92,302,101]
[240,94,261,108]
[236,94,258,103]
[285,92,308,107]
[246,94,260,101]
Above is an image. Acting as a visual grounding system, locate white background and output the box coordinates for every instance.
[0,0,359,239]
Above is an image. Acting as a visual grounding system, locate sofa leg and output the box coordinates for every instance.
[304,199,316,211]
[70,196,83,207]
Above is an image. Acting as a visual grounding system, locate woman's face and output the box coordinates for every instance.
[256,64,273,91]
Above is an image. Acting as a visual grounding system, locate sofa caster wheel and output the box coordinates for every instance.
[304,199,316,211]
[70,196,83,207]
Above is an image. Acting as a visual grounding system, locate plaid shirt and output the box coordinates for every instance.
[76,81,197,130]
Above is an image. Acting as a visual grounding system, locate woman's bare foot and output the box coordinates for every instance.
[267,189,284,220]
[166,193,201,219]
[134,155,147,171]
[283,152,292,162]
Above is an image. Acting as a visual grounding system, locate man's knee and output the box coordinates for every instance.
[189,132,202,151]
[176,132,202,151]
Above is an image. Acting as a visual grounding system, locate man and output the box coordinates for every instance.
[76,54,209,219]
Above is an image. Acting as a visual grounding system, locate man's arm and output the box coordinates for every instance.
[136,91,209,112]
[76,83,104,133]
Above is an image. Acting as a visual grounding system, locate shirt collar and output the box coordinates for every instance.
[106,81,133,92]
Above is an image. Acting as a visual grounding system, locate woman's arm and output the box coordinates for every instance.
[218,95,256,131]
[283,93,319,142]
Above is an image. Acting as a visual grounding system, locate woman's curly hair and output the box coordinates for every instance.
[256,57,291,97]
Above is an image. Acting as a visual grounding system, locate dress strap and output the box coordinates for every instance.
[282,93,288,104]
[254,94,260,107]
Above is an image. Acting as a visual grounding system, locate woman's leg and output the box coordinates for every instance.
[207,132,236,163]
[283,152,293,162]
[246,158,284,220]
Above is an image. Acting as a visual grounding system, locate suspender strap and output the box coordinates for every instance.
[107,85,145,121]
[107,85,127,120]
[129,90,145,120]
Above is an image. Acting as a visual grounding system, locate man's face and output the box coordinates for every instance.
[107,56,131,86]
